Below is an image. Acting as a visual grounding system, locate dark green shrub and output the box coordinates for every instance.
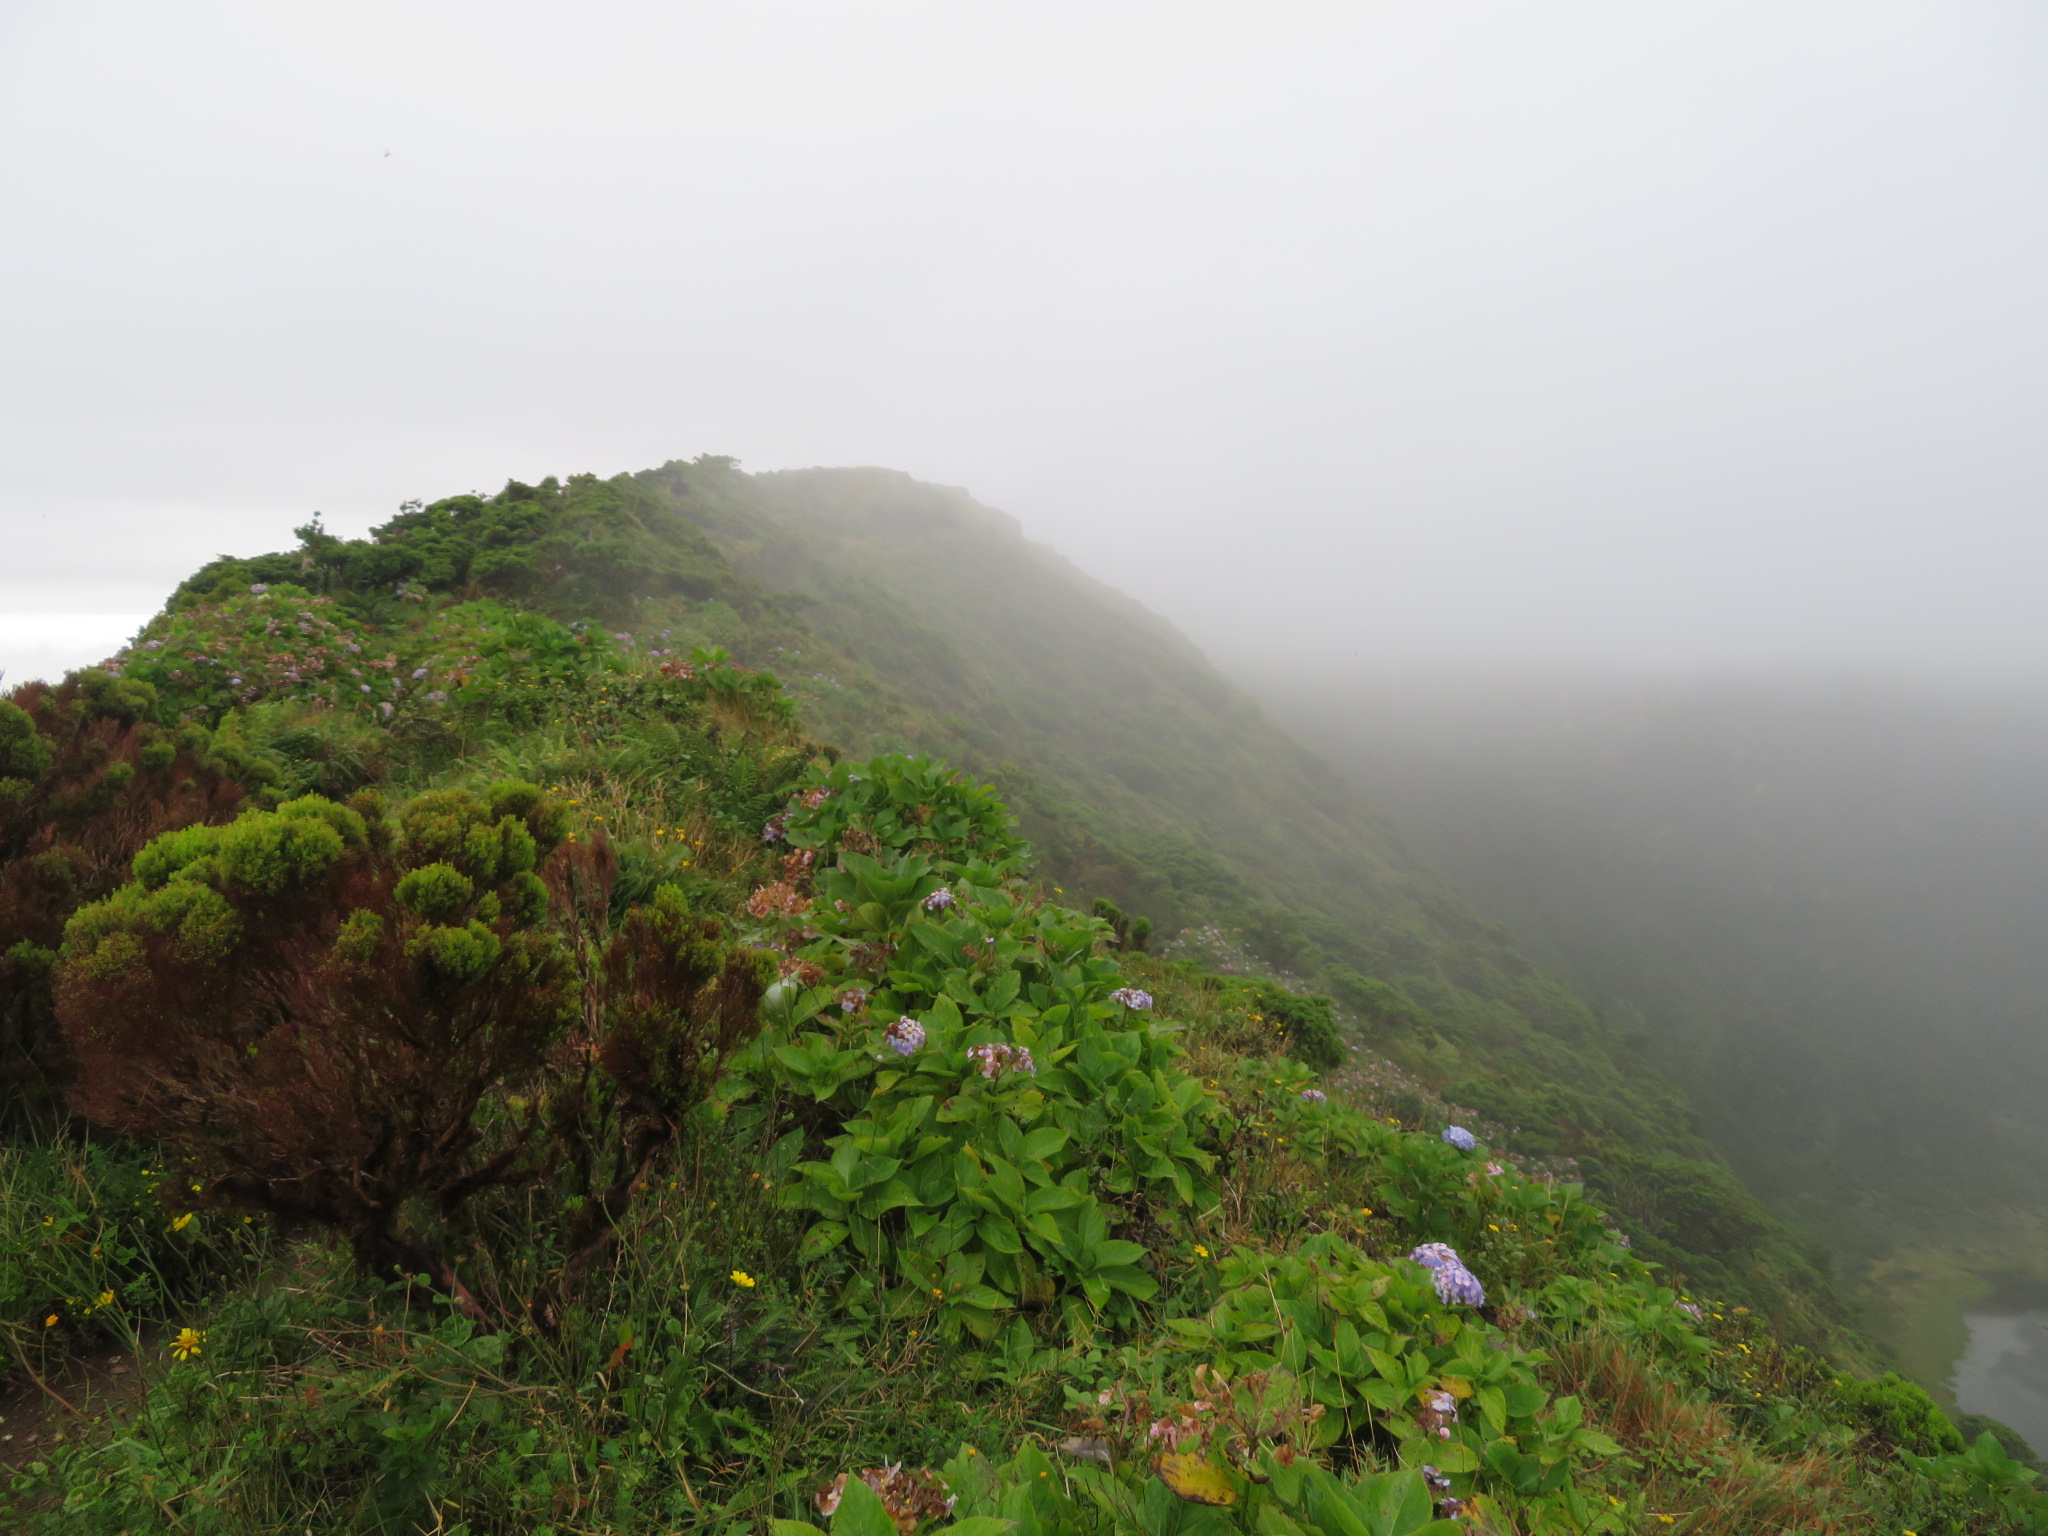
[55,783,771,1311]
[1833,1371,1964,1456]
[1240,979,1345,1070]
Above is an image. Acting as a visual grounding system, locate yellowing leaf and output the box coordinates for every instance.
[1156,1453,1237,1506]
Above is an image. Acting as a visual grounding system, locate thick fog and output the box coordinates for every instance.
[1262,666,2048,1245]
[4,0,2047,683]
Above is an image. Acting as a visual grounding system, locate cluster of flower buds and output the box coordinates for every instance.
[746,881,812,919]
[1299,1088,1327,1104]
[1408,1242,1487,1308]
[1422,1463,1466,1515]
[1441,1125,1477,1151]
[1419,1389,1461,1442]
[884,1017,926,1056]
[968,1041,1035,1079]
[1108,987,1153,1010]
[923,887,957,912]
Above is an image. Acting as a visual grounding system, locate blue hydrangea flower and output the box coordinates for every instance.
[924,888,957,912]
[884,1017,926,1055]
[1441,1125,1477,1152]
[1300,1088,1327,1104]
[1408,1242,1461,1270]
[1109,987,1153,1010]
[1434,1262,1486,1307]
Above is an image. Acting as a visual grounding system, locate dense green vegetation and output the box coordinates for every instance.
[1,459,2039,1532]
[148,460,1850,1339]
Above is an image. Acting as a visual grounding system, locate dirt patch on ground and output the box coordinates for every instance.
[0,1326,162,1476]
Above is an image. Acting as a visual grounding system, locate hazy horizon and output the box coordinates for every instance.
[6,1,2047,685]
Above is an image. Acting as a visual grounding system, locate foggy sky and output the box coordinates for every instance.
[4,1,2046,684]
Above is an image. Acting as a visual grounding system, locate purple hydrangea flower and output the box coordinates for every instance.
[923,887,957,912]
[1441,1125,1477,1152]
[1300,1088,1327,1104]
[1434,1262,1486,1307]
[968,1041,1035,1079]
[762,816,786,844]
[884,1017,925,1056]
[1409,1242,1461,1271]
[1109,987,1153,1010]
[839,987,870,1014]
[412,666,429,679]
[248,583,268,594]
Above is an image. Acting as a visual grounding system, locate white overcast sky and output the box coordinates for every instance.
[3,1,2045,684]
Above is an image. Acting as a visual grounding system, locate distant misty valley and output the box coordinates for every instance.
[1255,666,2048,1423]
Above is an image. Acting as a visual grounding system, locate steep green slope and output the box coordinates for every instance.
[153,459,1846,1345]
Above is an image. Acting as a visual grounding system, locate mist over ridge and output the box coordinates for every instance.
[1249,663,2048,1328]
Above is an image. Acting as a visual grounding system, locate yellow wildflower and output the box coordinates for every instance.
[98,1290,115,1308]
[731,1270,756,1288]
[171,1326,205,1361]
[172,1212,195,1231]
[44,1314,58,1327]
[1194,1244,1210,1258]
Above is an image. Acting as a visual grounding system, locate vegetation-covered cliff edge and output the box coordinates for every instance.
[0,458,2038,1532]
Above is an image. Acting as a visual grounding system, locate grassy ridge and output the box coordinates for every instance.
[140,461,1838,1337]
[0,458,2034,1531]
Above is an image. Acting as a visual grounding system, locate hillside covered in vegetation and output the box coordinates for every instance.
[1252,670,2048,1401]
[0,459,2039,1533]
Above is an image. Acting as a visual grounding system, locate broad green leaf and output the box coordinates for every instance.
[797,1221,850,1261]
[1019,1125,1069,1162]
[829,1473,899,1536]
